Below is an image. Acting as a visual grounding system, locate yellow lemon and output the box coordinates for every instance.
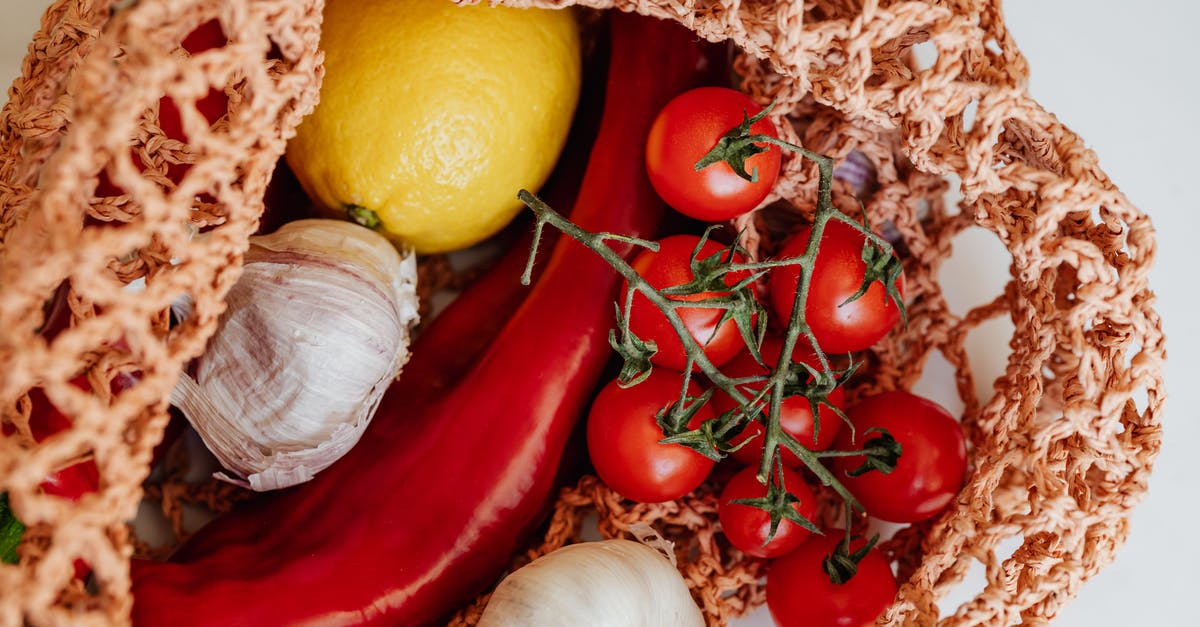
[286,0,581,253]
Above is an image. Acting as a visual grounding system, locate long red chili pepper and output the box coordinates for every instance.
[392,228,544,409]
[131,14,709,626]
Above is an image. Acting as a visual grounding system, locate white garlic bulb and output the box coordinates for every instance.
[172,219,419,491]
[478,528,704,627]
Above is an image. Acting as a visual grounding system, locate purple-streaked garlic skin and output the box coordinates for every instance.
[173,219,420,491]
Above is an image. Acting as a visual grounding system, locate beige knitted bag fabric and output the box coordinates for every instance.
[0,0,1164,625]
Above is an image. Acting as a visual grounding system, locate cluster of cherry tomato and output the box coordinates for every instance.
[584,87,969,626]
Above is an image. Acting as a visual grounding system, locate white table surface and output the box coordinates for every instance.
[3,1,1197,625]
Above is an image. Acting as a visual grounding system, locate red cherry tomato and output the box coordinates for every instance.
[586,370,715,503]
[712,334,845,466]
[718,465,816,558]
[624,235,750,371]
[645,87,782,221]
[768,219,904,354]
[767,534,897,627]
[832,391,967,523]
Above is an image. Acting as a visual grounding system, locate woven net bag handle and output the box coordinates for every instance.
[0,0,322,623]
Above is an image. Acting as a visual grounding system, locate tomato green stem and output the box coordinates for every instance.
[519,138,906,572]
[519,188,861,523]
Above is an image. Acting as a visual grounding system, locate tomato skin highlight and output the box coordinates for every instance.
[718,466,815,558]
[587,371,715,503]
[833,391,968,523]
[767,534,897,627]
[645,87,782,221]
[768,219,904,354]
[624,235,750,371]
[712,335,845,466]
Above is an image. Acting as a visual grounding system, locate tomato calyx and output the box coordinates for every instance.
[823,532,882,585]
[609,299,660,387]
[841,428,902,477]
[604,227,766,386]
[660,228,759,296]
[728,458,821,544]
[657,228,767,366]
[811,427,901,482]
[655,387,714,435]
[654,387,732,461]
[845,221,908,325]
[693,100,796,183]
[779,359,857,445]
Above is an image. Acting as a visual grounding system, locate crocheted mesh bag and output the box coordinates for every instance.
[0,0,1164,625]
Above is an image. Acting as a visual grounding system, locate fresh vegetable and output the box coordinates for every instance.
[171,219,419,491]
[718,465,816,558]
[0,495,21,565]
[624,234,752,371]
[478,527,703,627]
[768,219,905,354]
[131,15,710,625]
[766,534,897,627]
[712,334,846,466]
[285,0,581,253]
[832,391,967,523]
[397,229,545,411]
[645,87,783,221]
[520,119,907,573]
[587,371,715,503]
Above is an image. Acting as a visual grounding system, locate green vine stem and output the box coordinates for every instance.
[517,119,906,574]
[521,189,867,512]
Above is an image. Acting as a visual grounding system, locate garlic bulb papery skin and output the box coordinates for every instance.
[477,538,705,627]
[173,219,419,491]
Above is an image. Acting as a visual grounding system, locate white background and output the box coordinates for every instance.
[2,1,1197,625]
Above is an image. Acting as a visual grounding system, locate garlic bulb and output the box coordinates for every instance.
[172,219,419,491]
[478,526,704,627]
